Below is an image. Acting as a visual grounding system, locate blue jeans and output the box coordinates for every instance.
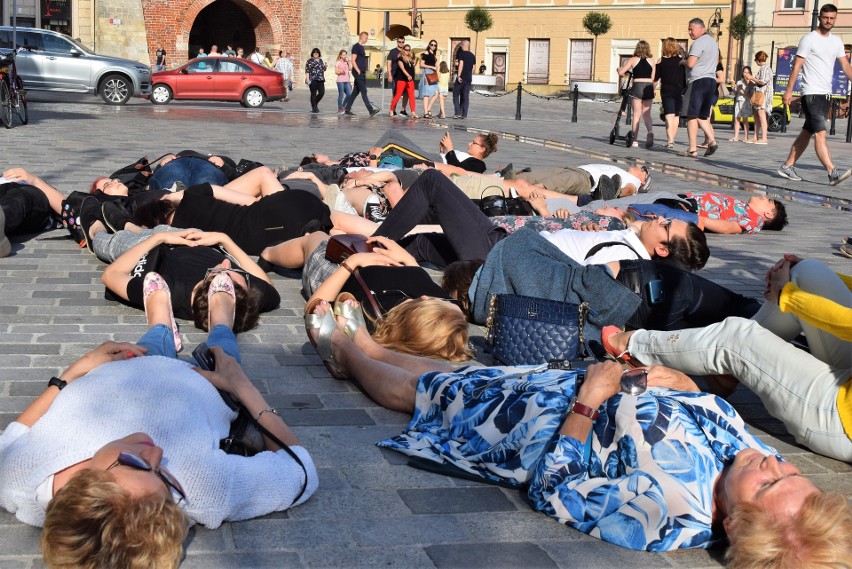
[336,82,352,110]
[138,324,241,363]
[149,157,228,191]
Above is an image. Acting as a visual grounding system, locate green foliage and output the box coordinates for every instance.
[729,13,755,41]
[582,11,613,38]
[465,6,494,33]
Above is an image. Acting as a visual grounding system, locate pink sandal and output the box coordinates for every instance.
[600,325,637,368]
[208,272,236,332]
[143,272,182,352]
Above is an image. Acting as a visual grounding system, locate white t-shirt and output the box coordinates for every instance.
[796,30,846,95]
[686,34,718,83]
[539,228,650,266]
[580,164,642,193]
[250,52,264,65]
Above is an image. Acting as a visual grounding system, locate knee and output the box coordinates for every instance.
[791,258,838,293]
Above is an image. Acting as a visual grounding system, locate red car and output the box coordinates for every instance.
[150,57,285,108]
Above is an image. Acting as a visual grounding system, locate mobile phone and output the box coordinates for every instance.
[646,279,664,305]
[192,342,215,371]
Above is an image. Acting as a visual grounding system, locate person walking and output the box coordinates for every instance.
[777,3,852,185]
[390,44,417,118]
[274,51,294,101]
[656,38,686,149]
[419,40,440,118]
[154,46,167,71]
[730,66,752,142]
[617,40,656,148]
[745,51,773,144]
[453,40,476,119]
[386,37,409,116]
[343,32,380,116]
[679,19,719,158]
[305,48,327,113]
[335,50,352,114]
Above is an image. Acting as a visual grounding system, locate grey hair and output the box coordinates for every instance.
[689,18,705,27]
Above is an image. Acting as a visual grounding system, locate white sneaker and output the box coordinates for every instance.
[828,168,852,186]
[777,165,802,181]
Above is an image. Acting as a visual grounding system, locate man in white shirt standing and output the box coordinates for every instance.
[250,47,264,66]
[777,3,852,186]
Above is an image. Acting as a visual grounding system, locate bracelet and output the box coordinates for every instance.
[48,376,67,391]
[341,260,355,274]
[256,407,279,421]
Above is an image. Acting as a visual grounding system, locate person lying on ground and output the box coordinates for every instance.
[0,168,70,256]
[0,273,317,566]
[305,305,849,560]
[511,163,652,196]
[434,132,498,174]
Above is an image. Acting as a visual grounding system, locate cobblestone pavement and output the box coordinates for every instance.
[0,88,850,568]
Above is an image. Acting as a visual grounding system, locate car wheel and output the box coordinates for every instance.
[100,74,132,105]
[150,84,173,105]
[241,87,265,108]
[768,110,785,133]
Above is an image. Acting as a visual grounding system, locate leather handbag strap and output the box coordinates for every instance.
[341,261,384,321]
[247,411,309,504]
[584,240,643,261]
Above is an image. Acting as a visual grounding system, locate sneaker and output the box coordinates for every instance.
[777,165,802,181]
[344,110,356,116]
[591,175,622,201]
[400,110,408,117]
[0,207,11,258]
[101,201,132,233]
[828,168,852,186]
[369,107,380,117]
[841,243,852,259]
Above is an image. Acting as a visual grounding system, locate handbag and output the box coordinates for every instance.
[324,234,374,263]
[477,186,534,217]
[485,294,589,366]
[425,71,439,85]
[750,90,765,107]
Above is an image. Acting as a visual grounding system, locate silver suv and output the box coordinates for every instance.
[0,27,151,105]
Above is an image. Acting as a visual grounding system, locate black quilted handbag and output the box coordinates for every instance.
[485,294,589,365]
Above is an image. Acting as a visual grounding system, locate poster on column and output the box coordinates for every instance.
[42,0,72,19]
[774,47,851,97]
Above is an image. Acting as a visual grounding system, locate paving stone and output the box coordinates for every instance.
[231,519,353,549]
[0,525,43,555]
[301,545,434,569]
[399,487,516,514]
[541,538,678,568]
[180,552,303,569]
[425,542,557,568]
[351,514,469,546]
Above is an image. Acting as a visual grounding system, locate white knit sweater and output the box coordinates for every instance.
[0,356,318,528]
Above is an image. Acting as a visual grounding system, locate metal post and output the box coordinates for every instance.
[571,84,579,123]
[781,104,787,133]
[515,82,522,120]
[830,99,838,135]
[811,3,820,31]
[845,96,852,143]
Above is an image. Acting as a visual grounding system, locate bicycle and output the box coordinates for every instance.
[0,47,29,129]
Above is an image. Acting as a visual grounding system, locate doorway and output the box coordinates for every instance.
[188,0,255,59]
[491,52,506,88]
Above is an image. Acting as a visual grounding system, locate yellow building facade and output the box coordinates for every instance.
[343,0,735,93]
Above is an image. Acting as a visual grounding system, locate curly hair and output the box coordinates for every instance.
[726,491,852,568]
[479,133,499,158]
[192,277,263,332]
[42,469,188,569]
[440,259,485,321]
[372,299,472,361]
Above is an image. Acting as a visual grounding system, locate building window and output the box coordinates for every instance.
[528,39,550,84]
[569,39,592,81]
[782,0,805,9]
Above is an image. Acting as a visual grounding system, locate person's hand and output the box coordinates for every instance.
[412,163,429,170]
[345,251,403,269]
[2,167,37,185]
[181,230,229,247]
[782,89,793,106]
[594,206,626,219]
[158,229,202,247]
[194,346,253,401]
[159,154,177,167]
[368,146,383,158]
[646,365,700,392]
[577,361,623,407]
[440,132,454,152]
[783,253,803,266]
[578,222,602,232]
[552,208,571,220]
[208,156,225,167]
[60,341,148,382]
[367,235,418,266]
[764,259,791,304]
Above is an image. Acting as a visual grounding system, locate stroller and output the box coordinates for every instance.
[609,72,634,147]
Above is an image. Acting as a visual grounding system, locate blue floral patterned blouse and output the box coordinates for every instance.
[379,365,777,551]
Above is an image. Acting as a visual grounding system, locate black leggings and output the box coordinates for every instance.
[309,80,325,110]
[372,169,506,267]
[618,259,761,330]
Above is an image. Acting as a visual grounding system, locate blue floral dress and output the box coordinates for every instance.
[378,365,777,551]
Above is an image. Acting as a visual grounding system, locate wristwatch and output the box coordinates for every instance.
[48,376,67,391]
[568,397,599,421]
[369,154,379,161]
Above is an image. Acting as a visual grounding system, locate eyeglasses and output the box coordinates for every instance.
[204,267,251,289]
[659,218,672,241]
[469,140,484,147]
[108,451,186,502]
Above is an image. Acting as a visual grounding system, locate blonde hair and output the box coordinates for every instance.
[42,469,188,569]
[372,299,472,361]
[634,40,652,59]
[662,38,681,58]
[726,492,852,568]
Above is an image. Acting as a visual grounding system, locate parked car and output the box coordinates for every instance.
[711,91,791,132]
[150,58,285,108]
[0,26,151,105]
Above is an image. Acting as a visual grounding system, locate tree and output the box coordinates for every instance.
[464,6,493,61]
[729,13,755,41]
[582,11,613,80]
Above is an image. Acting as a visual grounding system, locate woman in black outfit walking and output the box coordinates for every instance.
[305,48,327,113]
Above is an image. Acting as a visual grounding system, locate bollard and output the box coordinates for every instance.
[515,82,522,120]
[830,99,838,136]
[571,84,579,123]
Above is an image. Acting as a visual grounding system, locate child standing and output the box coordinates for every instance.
[437,61,451,119]
[730,66,752,142]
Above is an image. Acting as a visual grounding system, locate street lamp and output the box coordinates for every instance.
[811,2,820,31]
[411,11,425,38]
[709,8,724,39]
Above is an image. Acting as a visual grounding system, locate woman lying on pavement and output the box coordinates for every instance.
[305,301,849,561]
[0,272,316,567]
[261,231,472,363]
[98,225,278,335]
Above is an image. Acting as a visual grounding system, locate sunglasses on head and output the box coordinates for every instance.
[204,267,251,288]
[108,451,186,502]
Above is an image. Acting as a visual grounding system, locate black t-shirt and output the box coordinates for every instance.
[397,58,415,82]
[156,49,166,65]
[340,266,449,320]
[656,56,685,97]
[387,47,402,81]
[458,51,476,82]
[445,151,486,173]
[351,42,367,75]
[123,245,280,320]
[420,52,437,70]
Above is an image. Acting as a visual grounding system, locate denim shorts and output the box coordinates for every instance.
[801,94,830,133]
[681,77,715,118]
[660,94,682,116]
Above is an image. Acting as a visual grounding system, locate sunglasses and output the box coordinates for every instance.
[429,43,437,47]
[404,49,411,52]
[108,451,186,502]
[659,218,672,241]
[204,267,251,289]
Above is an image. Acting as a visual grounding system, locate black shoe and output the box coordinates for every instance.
[344,110,356,115]
[369,107,380,117]
[400,110,408,116]
[101,201,132,233]
[311,108,319,113]
[591,175,622,201]
[256,257,275,272]
[498,163,515,180]
[79,196,103,254]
